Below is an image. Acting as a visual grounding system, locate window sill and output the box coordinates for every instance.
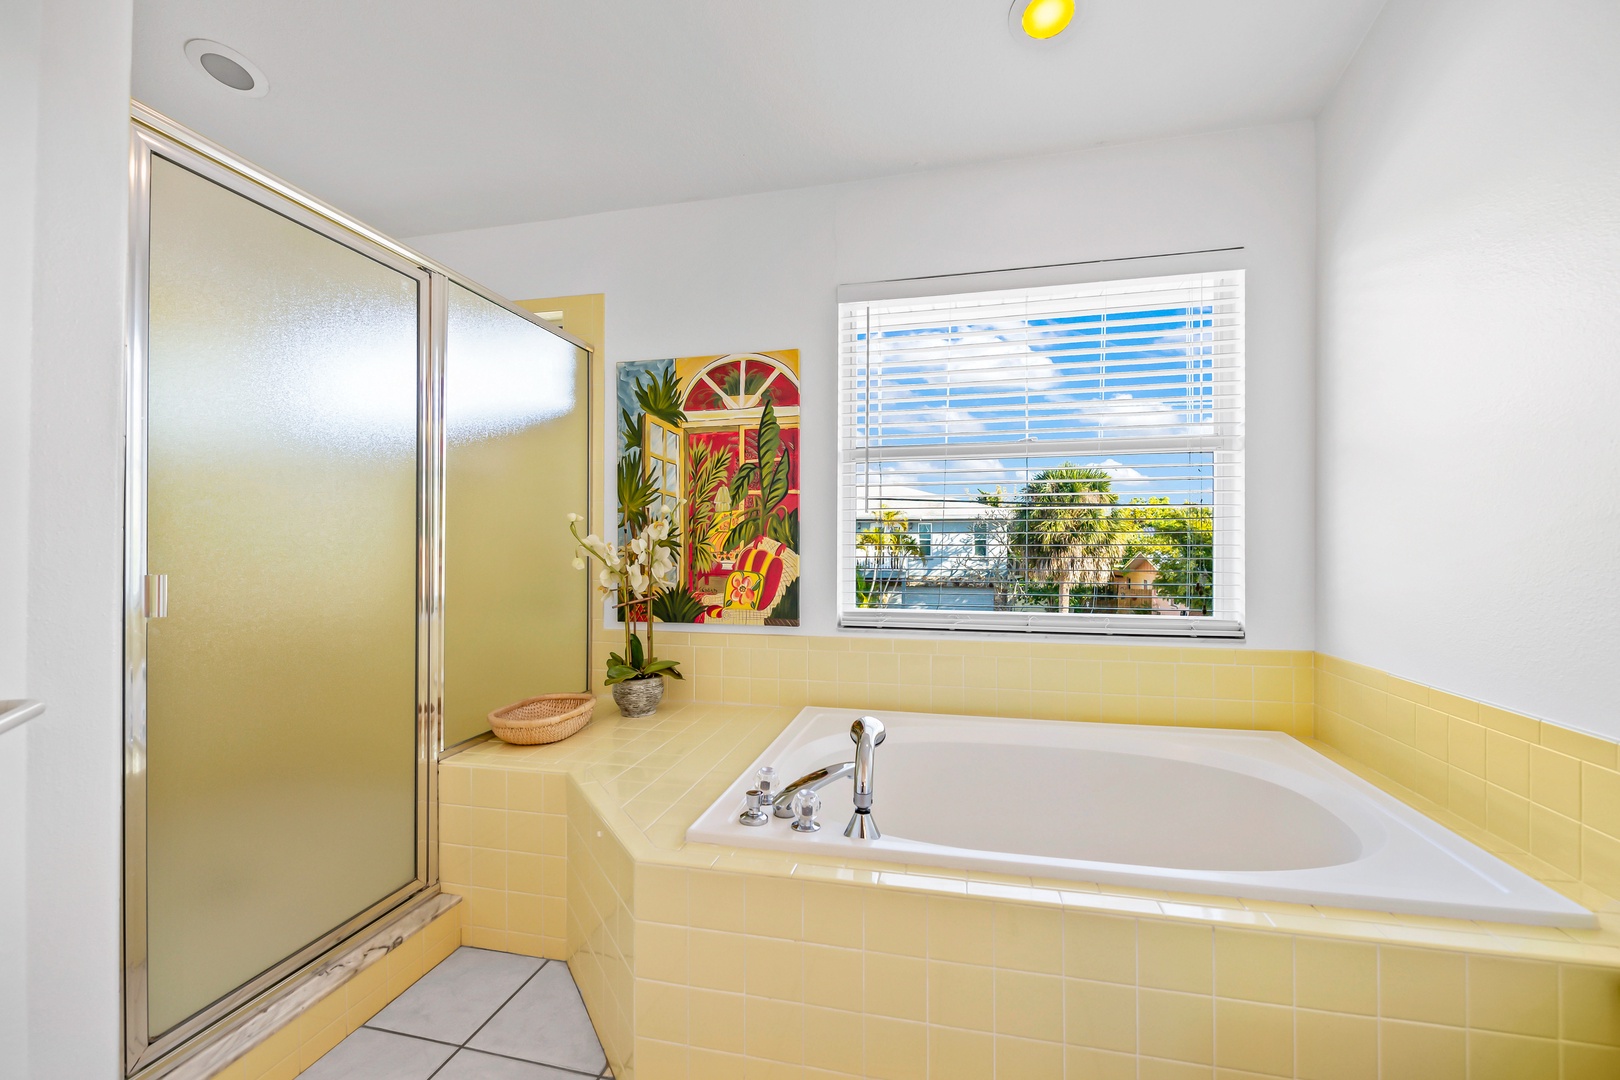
[838,610,1244,639]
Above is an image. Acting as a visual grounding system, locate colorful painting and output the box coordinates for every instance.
[616,351,801,626]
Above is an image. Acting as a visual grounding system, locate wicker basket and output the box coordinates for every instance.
[488,693,596,746]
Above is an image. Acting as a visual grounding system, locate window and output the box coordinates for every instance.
[642,414,681,516]
[838,270,1244,636]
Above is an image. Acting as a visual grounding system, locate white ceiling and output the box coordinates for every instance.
[133,1,1387,238]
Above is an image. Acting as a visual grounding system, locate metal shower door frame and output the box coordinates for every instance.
[124,102,593,1078]
[123,118,441,1075]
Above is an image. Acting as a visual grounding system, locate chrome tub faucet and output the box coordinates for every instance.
[770,761,853,817]
[845,715,884,839]
[766,714,887,839]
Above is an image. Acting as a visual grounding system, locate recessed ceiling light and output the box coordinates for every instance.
[184,39,269,97]
[1009,0,1076,41]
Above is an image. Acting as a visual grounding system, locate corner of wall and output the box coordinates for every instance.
[23,2,135,1077]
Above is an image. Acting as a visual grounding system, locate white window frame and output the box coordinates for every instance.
[837,258,1245,638]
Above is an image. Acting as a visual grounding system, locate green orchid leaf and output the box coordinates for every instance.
[604,664,639,684]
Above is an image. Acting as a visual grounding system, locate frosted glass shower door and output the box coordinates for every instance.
[142,155,424,1038]
[443,284,589,746]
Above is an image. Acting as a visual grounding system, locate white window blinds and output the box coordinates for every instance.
[838,270,1244,636]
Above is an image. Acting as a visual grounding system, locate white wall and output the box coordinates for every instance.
[0,724,29,1078]
[411,122,1319,650]
[0,0,43,701]
[1317,0,1620,738]
[17,0,135,1076]
[0,2,43,1060]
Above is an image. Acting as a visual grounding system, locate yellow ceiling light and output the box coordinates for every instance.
[1018,0,1075,40]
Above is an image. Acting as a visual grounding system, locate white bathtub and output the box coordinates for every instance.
[687,708,1594,927]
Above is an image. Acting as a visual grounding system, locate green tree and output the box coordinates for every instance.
[1112,498,1214,614]
[981,465,1119,613]
[855,506,922,606]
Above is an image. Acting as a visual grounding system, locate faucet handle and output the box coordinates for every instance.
[790,788,822,833]
[756,766,779,803]
[740,788,770,827]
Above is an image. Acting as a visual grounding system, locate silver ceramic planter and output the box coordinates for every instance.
[611,674,664,718]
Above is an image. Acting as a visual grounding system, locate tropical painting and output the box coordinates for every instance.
[616,350,801,626]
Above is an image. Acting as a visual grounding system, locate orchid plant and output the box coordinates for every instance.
[569,506,685,686]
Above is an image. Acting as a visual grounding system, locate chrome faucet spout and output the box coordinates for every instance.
[771,760,854,817]
[844,715,885,839]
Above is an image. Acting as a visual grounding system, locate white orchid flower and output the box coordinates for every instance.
[569,505,683,604]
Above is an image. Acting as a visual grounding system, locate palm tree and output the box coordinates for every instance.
[856,506,923,606]
[1007,466,1118,613]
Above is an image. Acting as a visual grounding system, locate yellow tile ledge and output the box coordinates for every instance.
[442,698,1620,1080]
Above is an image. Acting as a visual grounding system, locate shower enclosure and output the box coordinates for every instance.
[124,106,588,1076]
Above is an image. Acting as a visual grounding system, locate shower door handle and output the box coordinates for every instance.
[144,574,168,619]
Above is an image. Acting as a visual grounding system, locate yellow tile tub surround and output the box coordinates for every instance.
[1314,654,1620,911]
[438,767,571,959]
[582,626,1620,906]
[210,900,461,1080]
[440,702,1620,1080]
[590,625,1316,735]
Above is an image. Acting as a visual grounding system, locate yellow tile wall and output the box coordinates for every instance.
[438,764,569,959]
[603,860,1620,1080]
[439,739,1620,1080]
[1315,654,1620,905]
[569,788,639,1074]
[212,901,461,1080]
[593,626,1315,736]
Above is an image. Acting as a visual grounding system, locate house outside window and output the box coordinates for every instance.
[838,269,1245,636]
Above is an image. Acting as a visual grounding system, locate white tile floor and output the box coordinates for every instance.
[299,948,612,1080]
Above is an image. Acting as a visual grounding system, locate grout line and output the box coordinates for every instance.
[463,959,551,1047]
[425,953,611,1079]
[434,1043,606,1078]
[359,1026,463,1050]
[420,957,550,1080]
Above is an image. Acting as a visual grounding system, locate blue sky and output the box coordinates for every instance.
[851,300,1220,516]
